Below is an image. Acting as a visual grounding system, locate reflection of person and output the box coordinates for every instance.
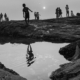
[22,3,33,25]
[27,44,34,60]
[26,44,36,67]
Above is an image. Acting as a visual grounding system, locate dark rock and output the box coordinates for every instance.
[50,59,80,80]
[59,40,80,61]
[0,62,19,75]
[0,62,27,80]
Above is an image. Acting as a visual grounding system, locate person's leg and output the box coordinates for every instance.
[66,12,67,17]
[30,44,32,52]
[28,17,29,24]
[68,11,69,17]
[25,17,27,24]
[35,16,36,20]
[61,14,62,17]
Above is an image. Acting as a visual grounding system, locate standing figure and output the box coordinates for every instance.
[36,12,40,20]
[59,7,62,18]
[22,3,33,25]
[4,13,7,21]
[65,5,69,17]
[55,7,59,18]
[34,12,37,20]
[71,10,74,17]
[0,14,1,22]
[0,13,3,22]
[4,13,9,21]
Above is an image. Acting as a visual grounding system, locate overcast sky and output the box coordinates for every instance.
[0,0,80,20]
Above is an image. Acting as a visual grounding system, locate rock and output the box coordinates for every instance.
[76,13,80,16]
[50,40,80,80]
[50,59,80,80]
[0,62,27,80]
[59,40,80,61]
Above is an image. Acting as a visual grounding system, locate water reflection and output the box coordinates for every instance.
[0,42,69,80]
[26,44,36,67]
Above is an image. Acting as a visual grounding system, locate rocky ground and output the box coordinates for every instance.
[0,16,80,80]
[1,16,80,44]
[0,62,27,80]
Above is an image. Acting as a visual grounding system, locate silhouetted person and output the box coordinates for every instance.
[6,17,9,21]
[4,13,7,19]
[71,10,74,17]
[34,12,37,20]
[0,13,3,22]
[26,44,36,67]
[4,13,9,21]
[65,5,69,17]
[55,7,59,18]
[59,7,62,18]
[36,12,40,20]
[22,3,33,25]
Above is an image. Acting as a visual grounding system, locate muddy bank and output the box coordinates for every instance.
[0,62,27,80]
[1,17,80,44]
[1,17,80,80]
[50,59,80,80]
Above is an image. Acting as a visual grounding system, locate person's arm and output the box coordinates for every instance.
[30,44,32,52]
[28,8,33,12]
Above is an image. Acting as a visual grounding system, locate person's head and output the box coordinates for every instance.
[66,5,68,7]
[58,7,60,9]
[22,3,26,7]
[71,10,73,12]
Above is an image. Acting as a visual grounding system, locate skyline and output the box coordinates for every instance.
[0,0,80,20]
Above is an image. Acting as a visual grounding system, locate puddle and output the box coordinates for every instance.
[0,42,69,80]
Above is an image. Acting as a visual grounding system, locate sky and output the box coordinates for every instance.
[0,0,80,20]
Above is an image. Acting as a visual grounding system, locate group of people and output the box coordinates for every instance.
[22,3,75,25]
[55,5,74,18]
[55,7,62,18]
[22,3,41,25]
[0,13,9,22]
[34,12,40,20]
